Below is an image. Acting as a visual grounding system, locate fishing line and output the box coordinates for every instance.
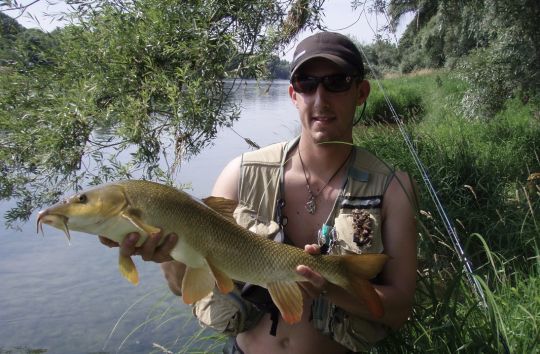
[356,31,511,353]
[228,126,261,150]
[326,6,365,32]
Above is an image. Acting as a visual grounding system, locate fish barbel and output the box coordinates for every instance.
[37,180,388,323]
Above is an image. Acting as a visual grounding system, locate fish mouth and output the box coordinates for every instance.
[37,210,71,242]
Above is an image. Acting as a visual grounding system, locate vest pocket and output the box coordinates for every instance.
[333,209,383,254]
[233,204,281,239]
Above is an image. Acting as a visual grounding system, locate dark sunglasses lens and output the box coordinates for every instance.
[323,74,352,92]
[293,76,318,93]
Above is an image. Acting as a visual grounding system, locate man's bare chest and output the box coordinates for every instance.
[281,172,343,248]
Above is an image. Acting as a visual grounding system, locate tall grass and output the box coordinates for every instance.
[355,70,540,352]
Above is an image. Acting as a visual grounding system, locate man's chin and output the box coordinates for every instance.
[309,130,353,146]
[310,133,339,145]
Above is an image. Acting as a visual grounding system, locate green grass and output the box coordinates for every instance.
[354,70,540,352]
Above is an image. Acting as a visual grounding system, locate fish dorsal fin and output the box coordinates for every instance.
[181,265,214,304]
[202,196,238,223]
[207,260,234,294]
[119,254,139,285]
[267,281,304,324]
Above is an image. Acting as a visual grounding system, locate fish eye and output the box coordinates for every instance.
[77,194,87,203]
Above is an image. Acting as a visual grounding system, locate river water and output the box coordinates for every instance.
[0,80,299,354]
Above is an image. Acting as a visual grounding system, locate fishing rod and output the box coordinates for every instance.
[356,41,511,353]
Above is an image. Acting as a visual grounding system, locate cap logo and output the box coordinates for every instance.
[293,50,306,63]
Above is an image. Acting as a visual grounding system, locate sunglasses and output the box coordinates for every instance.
[291,74,358,94]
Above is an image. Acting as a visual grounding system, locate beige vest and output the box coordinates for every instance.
[193,138,395,352]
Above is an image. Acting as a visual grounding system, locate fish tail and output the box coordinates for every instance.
[340,253,389,319]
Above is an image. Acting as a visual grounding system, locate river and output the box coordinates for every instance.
[0,80,299,354]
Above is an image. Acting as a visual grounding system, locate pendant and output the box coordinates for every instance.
[306,194,316,214]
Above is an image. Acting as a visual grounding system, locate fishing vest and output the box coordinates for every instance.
[193,137,396,352]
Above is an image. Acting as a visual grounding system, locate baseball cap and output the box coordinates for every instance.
[290,32,365,79]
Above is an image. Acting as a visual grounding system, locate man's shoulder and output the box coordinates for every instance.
[353,146,395,176]
[242,141,288,165]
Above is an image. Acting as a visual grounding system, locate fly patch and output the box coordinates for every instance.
[352,209,374,250]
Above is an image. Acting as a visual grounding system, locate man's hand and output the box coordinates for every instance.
[98,231,178,263]
[296,244,329,299]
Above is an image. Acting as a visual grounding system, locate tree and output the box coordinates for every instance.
[378,0,540,118]
[358,39,401,77]
[0,0,326,225]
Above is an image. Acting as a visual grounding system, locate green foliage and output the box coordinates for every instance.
[358,39,401,77]
[267,55,291,80]
[359,76,424,124]
[457,2,540,119]
[382,0,540,119]
[0,0,325,225]
[353,70,539,352]
[0,12,24,62]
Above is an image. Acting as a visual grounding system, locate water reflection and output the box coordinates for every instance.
[0,80,298,353]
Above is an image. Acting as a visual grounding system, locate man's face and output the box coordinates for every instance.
[289,58,369,144]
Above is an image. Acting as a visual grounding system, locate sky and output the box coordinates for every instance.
[7,0,413,61]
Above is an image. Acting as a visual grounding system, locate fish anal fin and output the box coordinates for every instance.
[119,254,139,285]
[207,261,234,294]
[267,281,303,324]
[120,209,160,236]
[181,266,214,304]
[348,279,384,319]
[202,196,237,222]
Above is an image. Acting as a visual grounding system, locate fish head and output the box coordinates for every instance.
[37,183,128,240]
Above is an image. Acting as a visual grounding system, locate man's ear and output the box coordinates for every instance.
[356,80,370,106]
[289,84,298,106]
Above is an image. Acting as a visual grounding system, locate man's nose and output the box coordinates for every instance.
[313,82,331,105]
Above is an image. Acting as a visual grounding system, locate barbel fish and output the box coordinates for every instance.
[37,180,388,323]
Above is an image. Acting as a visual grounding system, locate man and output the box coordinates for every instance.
[102,32,417,353]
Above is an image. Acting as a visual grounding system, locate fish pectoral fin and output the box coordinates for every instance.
[267,281,303,325]
[181,266,214,304]
[207,261,234,294]
[202,196,237,223]
[119,254,139,285]
[120,210,160,236]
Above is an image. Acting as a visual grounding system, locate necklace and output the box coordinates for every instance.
[297,147,351,214]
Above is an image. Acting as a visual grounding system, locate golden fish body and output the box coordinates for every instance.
[37,180,388,323]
